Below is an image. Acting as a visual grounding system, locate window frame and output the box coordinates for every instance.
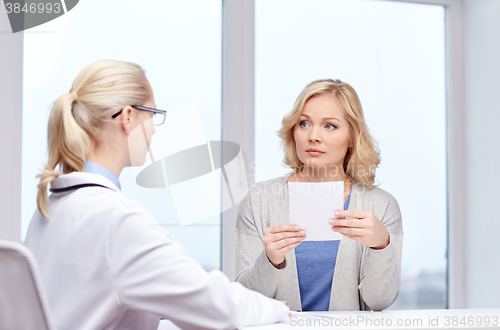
[221,0,466,308]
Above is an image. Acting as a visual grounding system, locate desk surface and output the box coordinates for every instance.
[240,308,500,330]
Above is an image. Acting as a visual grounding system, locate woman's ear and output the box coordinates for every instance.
[119,106,135,134]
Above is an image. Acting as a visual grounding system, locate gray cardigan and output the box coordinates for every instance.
[234,174,403,311]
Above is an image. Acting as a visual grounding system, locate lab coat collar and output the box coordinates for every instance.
[50,171,121,193]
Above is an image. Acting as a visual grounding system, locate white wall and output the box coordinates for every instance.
[0,5,22,242]
[463,0,500,308]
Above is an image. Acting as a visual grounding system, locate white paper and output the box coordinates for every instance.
[288,181,344,241]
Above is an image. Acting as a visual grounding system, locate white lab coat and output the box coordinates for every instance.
[24,172,288,330]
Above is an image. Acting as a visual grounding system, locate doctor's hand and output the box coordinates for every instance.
[263,224,306,268]
[329,210,390,250]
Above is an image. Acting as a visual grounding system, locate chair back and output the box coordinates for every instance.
[0,240,55,330]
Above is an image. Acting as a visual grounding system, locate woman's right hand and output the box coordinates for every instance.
[263,224,306,268]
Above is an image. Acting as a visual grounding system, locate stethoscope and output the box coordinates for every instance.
[49,183,113,193]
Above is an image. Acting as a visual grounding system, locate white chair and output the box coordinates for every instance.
[0,240,55,330]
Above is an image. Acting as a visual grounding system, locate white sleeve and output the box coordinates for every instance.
[107,206,288,330]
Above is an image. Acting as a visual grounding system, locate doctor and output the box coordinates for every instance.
[24,60,288,330]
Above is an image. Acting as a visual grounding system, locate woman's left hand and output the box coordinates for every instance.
[329,210,390,249]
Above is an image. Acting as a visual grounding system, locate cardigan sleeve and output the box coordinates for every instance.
[234,186,287,298]
[358,194,404,311]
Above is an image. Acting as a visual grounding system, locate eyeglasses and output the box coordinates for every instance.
[111,105,167,126]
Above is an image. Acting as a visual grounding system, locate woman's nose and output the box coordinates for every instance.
[309,128,321,142]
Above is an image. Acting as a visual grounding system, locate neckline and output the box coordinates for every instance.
[283,172,354,206]
[285,172,353,187]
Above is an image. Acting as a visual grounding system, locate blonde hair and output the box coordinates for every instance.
[37,60,152,218]
[278,79,380,187]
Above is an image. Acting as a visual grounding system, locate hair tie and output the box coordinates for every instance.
[70,91,78,101]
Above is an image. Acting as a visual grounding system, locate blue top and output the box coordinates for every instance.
[294,188,351,311]
[84,161,121,190]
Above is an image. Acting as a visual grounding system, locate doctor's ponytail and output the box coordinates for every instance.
[37,60,151,218]
[37,92,91,218]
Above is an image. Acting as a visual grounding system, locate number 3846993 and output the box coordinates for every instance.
[5,2,62,14]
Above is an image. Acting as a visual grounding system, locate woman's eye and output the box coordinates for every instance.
[299,121,308,128]
[326,124,337,130]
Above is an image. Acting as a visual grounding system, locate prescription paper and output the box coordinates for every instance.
[288,181,344,241]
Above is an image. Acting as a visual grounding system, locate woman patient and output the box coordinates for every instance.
[235,79,403,312]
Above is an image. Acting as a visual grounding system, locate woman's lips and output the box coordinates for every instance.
[306,150,324,156]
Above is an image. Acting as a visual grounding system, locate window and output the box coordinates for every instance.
[255,0,447,309]
[21,0,222,271]
[19,0,451,308]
